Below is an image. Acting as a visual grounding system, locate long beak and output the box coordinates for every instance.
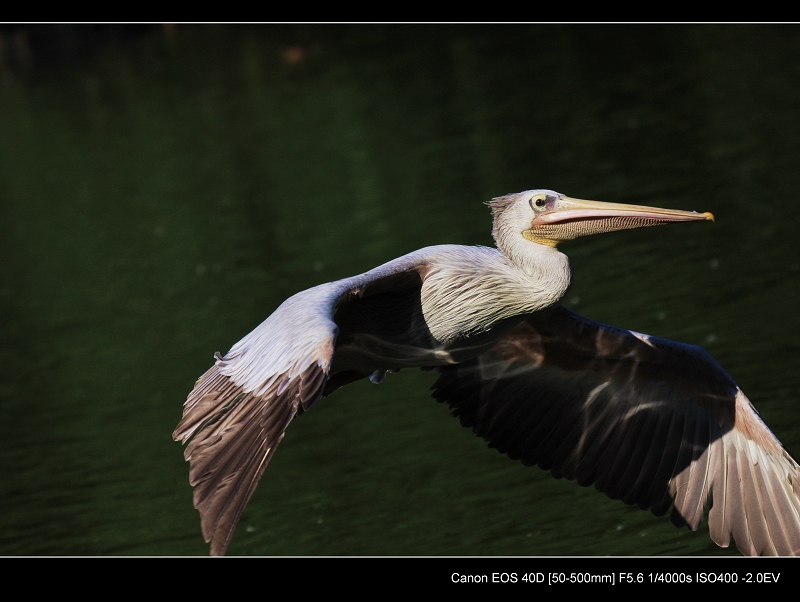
[535,196,714,225]
[524,195,714,246]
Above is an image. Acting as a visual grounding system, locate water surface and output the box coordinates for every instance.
[1,24,799,556]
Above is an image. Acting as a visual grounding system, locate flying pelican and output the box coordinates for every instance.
[174,189,800,556]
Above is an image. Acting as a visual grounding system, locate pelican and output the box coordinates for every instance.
[174,189,800,556]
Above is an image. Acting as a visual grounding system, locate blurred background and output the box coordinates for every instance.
[1,24,798,556]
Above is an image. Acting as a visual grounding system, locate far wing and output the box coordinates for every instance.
[431,305,800,555]
[173,249,435,555]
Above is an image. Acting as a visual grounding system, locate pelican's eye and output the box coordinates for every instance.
[530,196,548,211]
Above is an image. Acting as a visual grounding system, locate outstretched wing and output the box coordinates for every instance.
[173,249,436,555]
[431,305,800,555]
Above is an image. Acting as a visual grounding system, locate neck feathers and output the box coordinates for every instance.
[493,218,570,286]
[419,244,571,344]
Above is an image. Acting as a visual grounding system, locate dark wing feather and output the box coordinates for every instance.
[174,364,322,555]
[431,305,800,555]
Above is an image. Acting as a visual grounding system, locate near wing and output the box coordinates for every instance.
[173,250,433,555]
[431,305,800,555]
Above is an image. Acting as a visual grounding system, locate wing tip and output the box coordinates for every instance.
[175,361,327,555]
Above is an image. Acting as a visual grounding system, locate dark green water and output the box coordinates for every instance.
[1,25,799,556]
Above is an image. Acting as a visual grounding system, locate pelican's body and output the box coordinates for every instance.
[175,189,800,556]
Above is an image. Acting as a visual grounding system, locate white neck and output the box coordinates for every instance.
[419,238,571,344]
[494,220,571,289]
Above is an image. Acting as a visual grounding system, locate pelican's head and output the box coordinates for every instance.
[490,189,714,248]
